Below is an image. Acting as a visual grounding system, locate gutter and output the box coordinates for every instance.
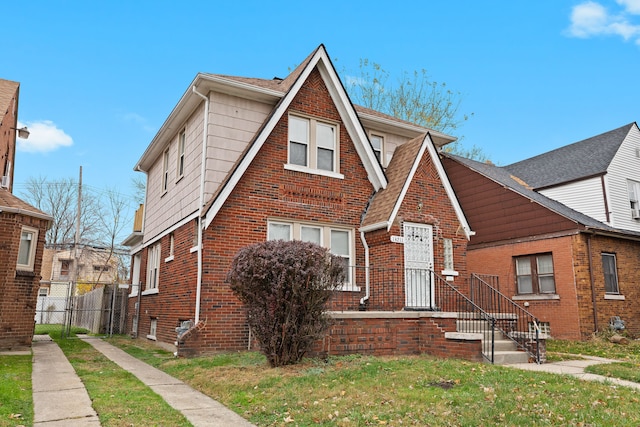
[191,85,210,324]
[586,232,599,333]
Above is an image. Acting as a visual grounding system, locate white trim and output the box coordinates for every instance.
[141,288,159,296]
[283,163,344,179]
[604,294,625,300]
[143,211,199,248]
[164,255,174,263]
[204,46,387,229]
[189,246,199,253]
[17,225,39,271]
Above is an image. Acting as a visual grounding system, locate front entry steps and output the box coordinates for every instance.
[448,317,530,365]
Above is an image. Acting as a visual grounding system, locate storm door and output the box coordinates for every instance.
[403,223,434,309]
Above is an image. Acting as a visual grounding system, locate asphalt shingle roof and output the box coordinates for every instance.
[504,123,635,189]
[0,78,19,125]
[445,153,640,239]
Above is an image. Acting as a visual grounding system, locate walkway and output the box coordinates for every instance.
[29,336,255,426]
[507,355,640,390]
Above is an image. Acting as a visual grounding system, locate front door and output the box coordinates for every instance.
[403,223,434,309]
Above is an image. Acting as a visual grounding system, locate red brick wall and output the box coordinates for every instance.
[309,313,483,363]
[573,233,640,338]
[0,212,49,349]
[466,234,583,340]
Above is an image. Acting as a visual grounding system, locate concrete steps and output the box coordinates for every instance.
[454,317,530,365]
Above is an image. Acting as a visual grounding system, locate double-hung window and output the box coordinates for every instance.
[515,253,556,295]
[177,130,186,179]
[162,149,170,193]
[146,243,161,291]
[602,253,619,294]
[267,221,354,287]
[370,134,384,165]
[17,226,38,271]
[288,115,338,175]
[628,180,640,219]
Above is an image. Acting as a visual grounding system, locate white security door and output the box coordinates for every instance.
[403,223,434,309]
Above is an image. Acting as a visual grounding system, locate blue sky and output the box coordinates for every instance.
[3,1,640,215]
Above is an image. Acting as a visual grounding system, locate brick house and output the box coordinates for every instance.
[0,78,52,350]
[442,123,640,340]
[124,45,508,361]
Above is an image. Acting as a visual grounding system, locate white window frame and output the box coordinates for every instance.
[144,243,161,294]
[147,318,157,340]
[177,129,186,179]
[130,253,141,297]
[628,180,640,219]
[165,233,175,262]
[267,220,356,290]
[162,149,170,193]
[286,114,343,179]
[17,226,38,271]
[370,133,384,166]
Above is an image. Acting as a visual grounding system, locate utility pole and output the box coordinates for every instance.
[64,166,83,338]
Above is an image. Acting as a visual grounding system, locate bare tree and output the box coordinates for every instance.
[93,188,132,284]
[345,59,488,162]
[20,176,102,246]
[131,175,146,205]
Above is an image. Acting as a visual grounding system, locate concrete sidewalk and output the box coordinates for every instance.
[31,336,100,426]
[80,337,255,427]
[506,355,640,390]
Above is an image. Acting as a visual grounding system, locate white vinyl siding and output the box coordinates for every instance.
[143,94,272,244]
[539,177,608,223]
[603,125,640,232]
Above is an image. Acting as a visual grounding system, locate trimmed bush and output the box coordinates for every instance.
[227,240,345,367]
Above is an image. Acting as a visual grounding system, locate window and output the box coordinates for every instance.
[148,318,157,340]
[370,134,384,165]
[267,221,354,286]
[169,233,175,256]
[17,226,38,271]
[514,254,556,294]
[131,253,141,296]
[38,287,49,297]
[147,243,161,291]
[288,115,338,174]
[443,238,454,271]
[602,253,619,294]
[628,180,640,219]
[177,130,186,178]
[162,149,169,193]
[60,260,71,279]
[93,265,110,272]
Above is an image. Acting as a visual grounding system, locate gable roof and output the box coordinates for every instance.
[446,153,640,239]
[203,44,388,228]
[362,134,472,239]
[504,123,636,189]
[0,188,53,222]
[0,78,19,125]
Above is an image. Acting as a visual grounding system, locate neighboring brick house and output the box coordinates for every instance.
[124,45,484,359]
[442,124,640,340]
[0,78,52,350]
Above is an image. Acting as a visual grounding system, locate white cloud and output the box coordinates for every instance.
[16,120,73,153]
[617,0,640,14]
[567,1,640,43]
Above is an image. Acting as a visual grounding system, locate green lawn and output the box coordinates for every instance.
[0,355,32,427]
[108,335,640,426]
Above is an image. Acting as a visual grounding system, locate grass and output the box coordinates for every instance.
[35,324,192,427]
[108,336,640,426]
[0,355,32,427]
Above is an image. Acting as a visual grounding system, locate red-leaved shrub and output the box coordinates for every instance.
[227,240,345,367]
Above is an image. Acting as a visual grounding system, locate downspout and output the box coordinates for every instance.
[359,231,370,308]
[192,85,209,324]
[587,232,599,333]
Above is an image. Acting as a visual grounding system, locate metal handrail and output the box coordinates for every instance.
[470,274,542,364]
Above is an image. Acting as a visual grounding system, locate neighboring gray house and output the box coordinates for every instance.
[505,122,640,233]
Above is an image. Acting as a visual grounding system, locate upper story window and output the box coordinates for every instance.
[514,253,556,295]
[370,134,384,165]
[627,180,640,219]
[267,220,354,287]
[287,115,341,177]
[177,130,186,179]
[602,253,619,294]
[17,226,38,271]
[162,149,170,193]
[60,259,71,279]
[147,243,161,291]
